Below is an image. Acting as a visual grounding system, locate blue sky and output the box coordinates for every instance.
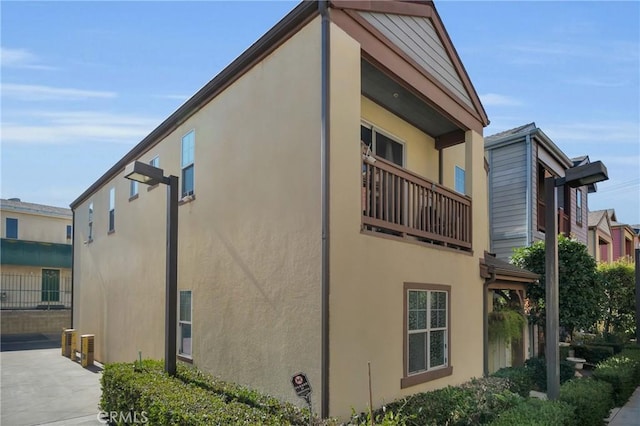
[1,1,639,224]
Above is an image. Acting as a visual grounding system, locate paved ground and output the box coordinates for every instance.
[1,334,103,426]
[608,386,640,426]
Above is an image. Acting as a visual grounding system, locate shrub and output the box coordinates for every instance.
[381,377,521,426]
[489,398,575,426]
[559,378,614,426]
[573,345,614,364]
[492,366,533,397]
[592,355,640,405]
[524,358,575,391]
[101,360,308,425]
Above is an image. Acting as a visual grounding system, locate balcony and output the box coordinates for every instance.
[361,156,472,251]
[537,201,570,236]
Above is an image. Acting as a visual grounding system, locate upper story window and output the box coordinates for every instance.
[5,218,18,239]
[130,180,139,199]
[66,225,72,242]
[361,123,404,167]
[88,202,94,241]
[179,290,192,357]
[454,166,465,194]
[576,189,583,226]
[181,131,195,197]
[108,188,115,233]
[147,156,160,191]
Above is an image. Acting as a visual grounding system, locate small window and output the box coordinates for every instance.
[149,156,159,168]
[454,166,465,194]
[130,180,139,199]
[66,225,72,242]
[361,124,404,167]
[402,283,452,388]
[179,290,192,357]
[88,202,94,241]
[181,131,195,197]
[108,188,115,233]
[5,218,18,239]
[576,189,583,226]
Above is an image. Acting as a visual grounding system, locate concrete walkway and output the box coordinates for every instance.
[608,386,640,426]
[1,340,103,426]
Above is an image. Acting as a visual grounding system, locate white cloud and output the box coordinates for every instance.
[1,110,159,145]
[1,83,116,101]
[544,121,639,144]
[0,47,58,70]
[479,93,523,107]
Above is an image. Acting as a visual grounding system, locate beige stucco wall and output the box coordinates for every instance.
[73,16,323,410]
[1,210,71,244]
[328,22,487,418]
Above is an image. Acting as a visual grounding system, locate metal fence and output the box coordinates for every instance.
[1,273,71,310]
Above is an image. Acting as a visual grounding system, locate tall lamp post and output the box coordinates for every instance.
[545,160,608,400]
[125,161,179,376]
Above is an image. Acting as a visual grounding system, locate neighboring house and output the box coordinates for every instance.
[608,209,637,262]
[485,123,594,261]
[70,1,534,418]
[587,209,614,263]
[1,198,73,334]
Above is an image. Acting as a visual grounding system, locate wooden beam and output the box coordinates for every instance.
[435,129,465,150]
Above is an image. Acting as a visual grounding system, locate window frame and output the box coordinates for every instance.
[5,217,18,239]
[147,156,160,191]
[361,121,406,167]
[178,290,193,358]
[575,189,583,226]
[401,282,452,388]
[66,225,72,242]
[454,166,465,194]
[108,188,115,233]
[88,202,94,242]
[181,131,195,197]
[129,179,139,201]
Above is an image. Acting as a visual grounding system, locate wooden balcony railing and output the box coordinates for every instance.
[537,200,570,236]
[361,156,472,250]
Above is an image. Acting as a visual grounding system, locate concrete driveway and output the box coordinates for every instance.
[1,334,102,426]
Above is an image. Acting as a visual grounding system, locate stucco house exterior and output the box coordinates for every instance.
[485,123,594,261]
[70,0,535,418]
[1,198,73,334]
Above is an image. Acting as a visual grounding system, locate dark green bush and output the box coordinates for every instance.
[491,366,533,397]
[382,377,521,426]
[573,345,615,364]
[559,378,614,426]
[100,360,308,425]
[592,355,640,405]
[524,357,575,391]
[560,345,570,361]
[489,398,575,426]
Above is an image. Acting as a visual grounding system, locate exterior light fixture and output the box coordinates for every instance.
[545,160,608,400]
[124,161,179,376]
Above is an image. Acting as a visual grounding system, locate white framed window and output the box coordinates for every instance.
[5,218,18,239]
[88,202,94,241]
[179,290,192,357]
[360,123,405,167]
[181,131,195,197]
[129,180,138,199]
[108,188,115,233]
[149,156,159,168]
[402,283,452,388]
[66,225,72,242]
[454,166,465,194]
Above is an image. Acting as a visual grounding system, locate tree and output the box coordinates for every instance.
[597,260,636,338]
[511,235,602,337]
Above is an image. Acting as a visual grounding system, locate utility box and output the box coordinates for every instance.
[81,334,95,367]
[61,329,76,358]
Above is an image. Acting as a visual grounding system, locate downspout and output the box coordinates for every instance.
[70,209,75,329]
[483,266,496,377]
[525,134,532,245]
[320,0,331,419]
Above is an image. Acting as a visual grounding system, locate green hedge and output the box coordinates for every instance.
[491,366,533,397]
[572,345,614,364]
[559,378,614,426]
[100,360,308,425]
[488,399,575,426]
[524,358,575,391]
[381,377,521,426]
[592,355,640,405]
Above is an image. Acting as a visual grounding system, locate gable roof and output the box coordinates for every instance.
[588,209,608,228]
[331,0,488,129]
